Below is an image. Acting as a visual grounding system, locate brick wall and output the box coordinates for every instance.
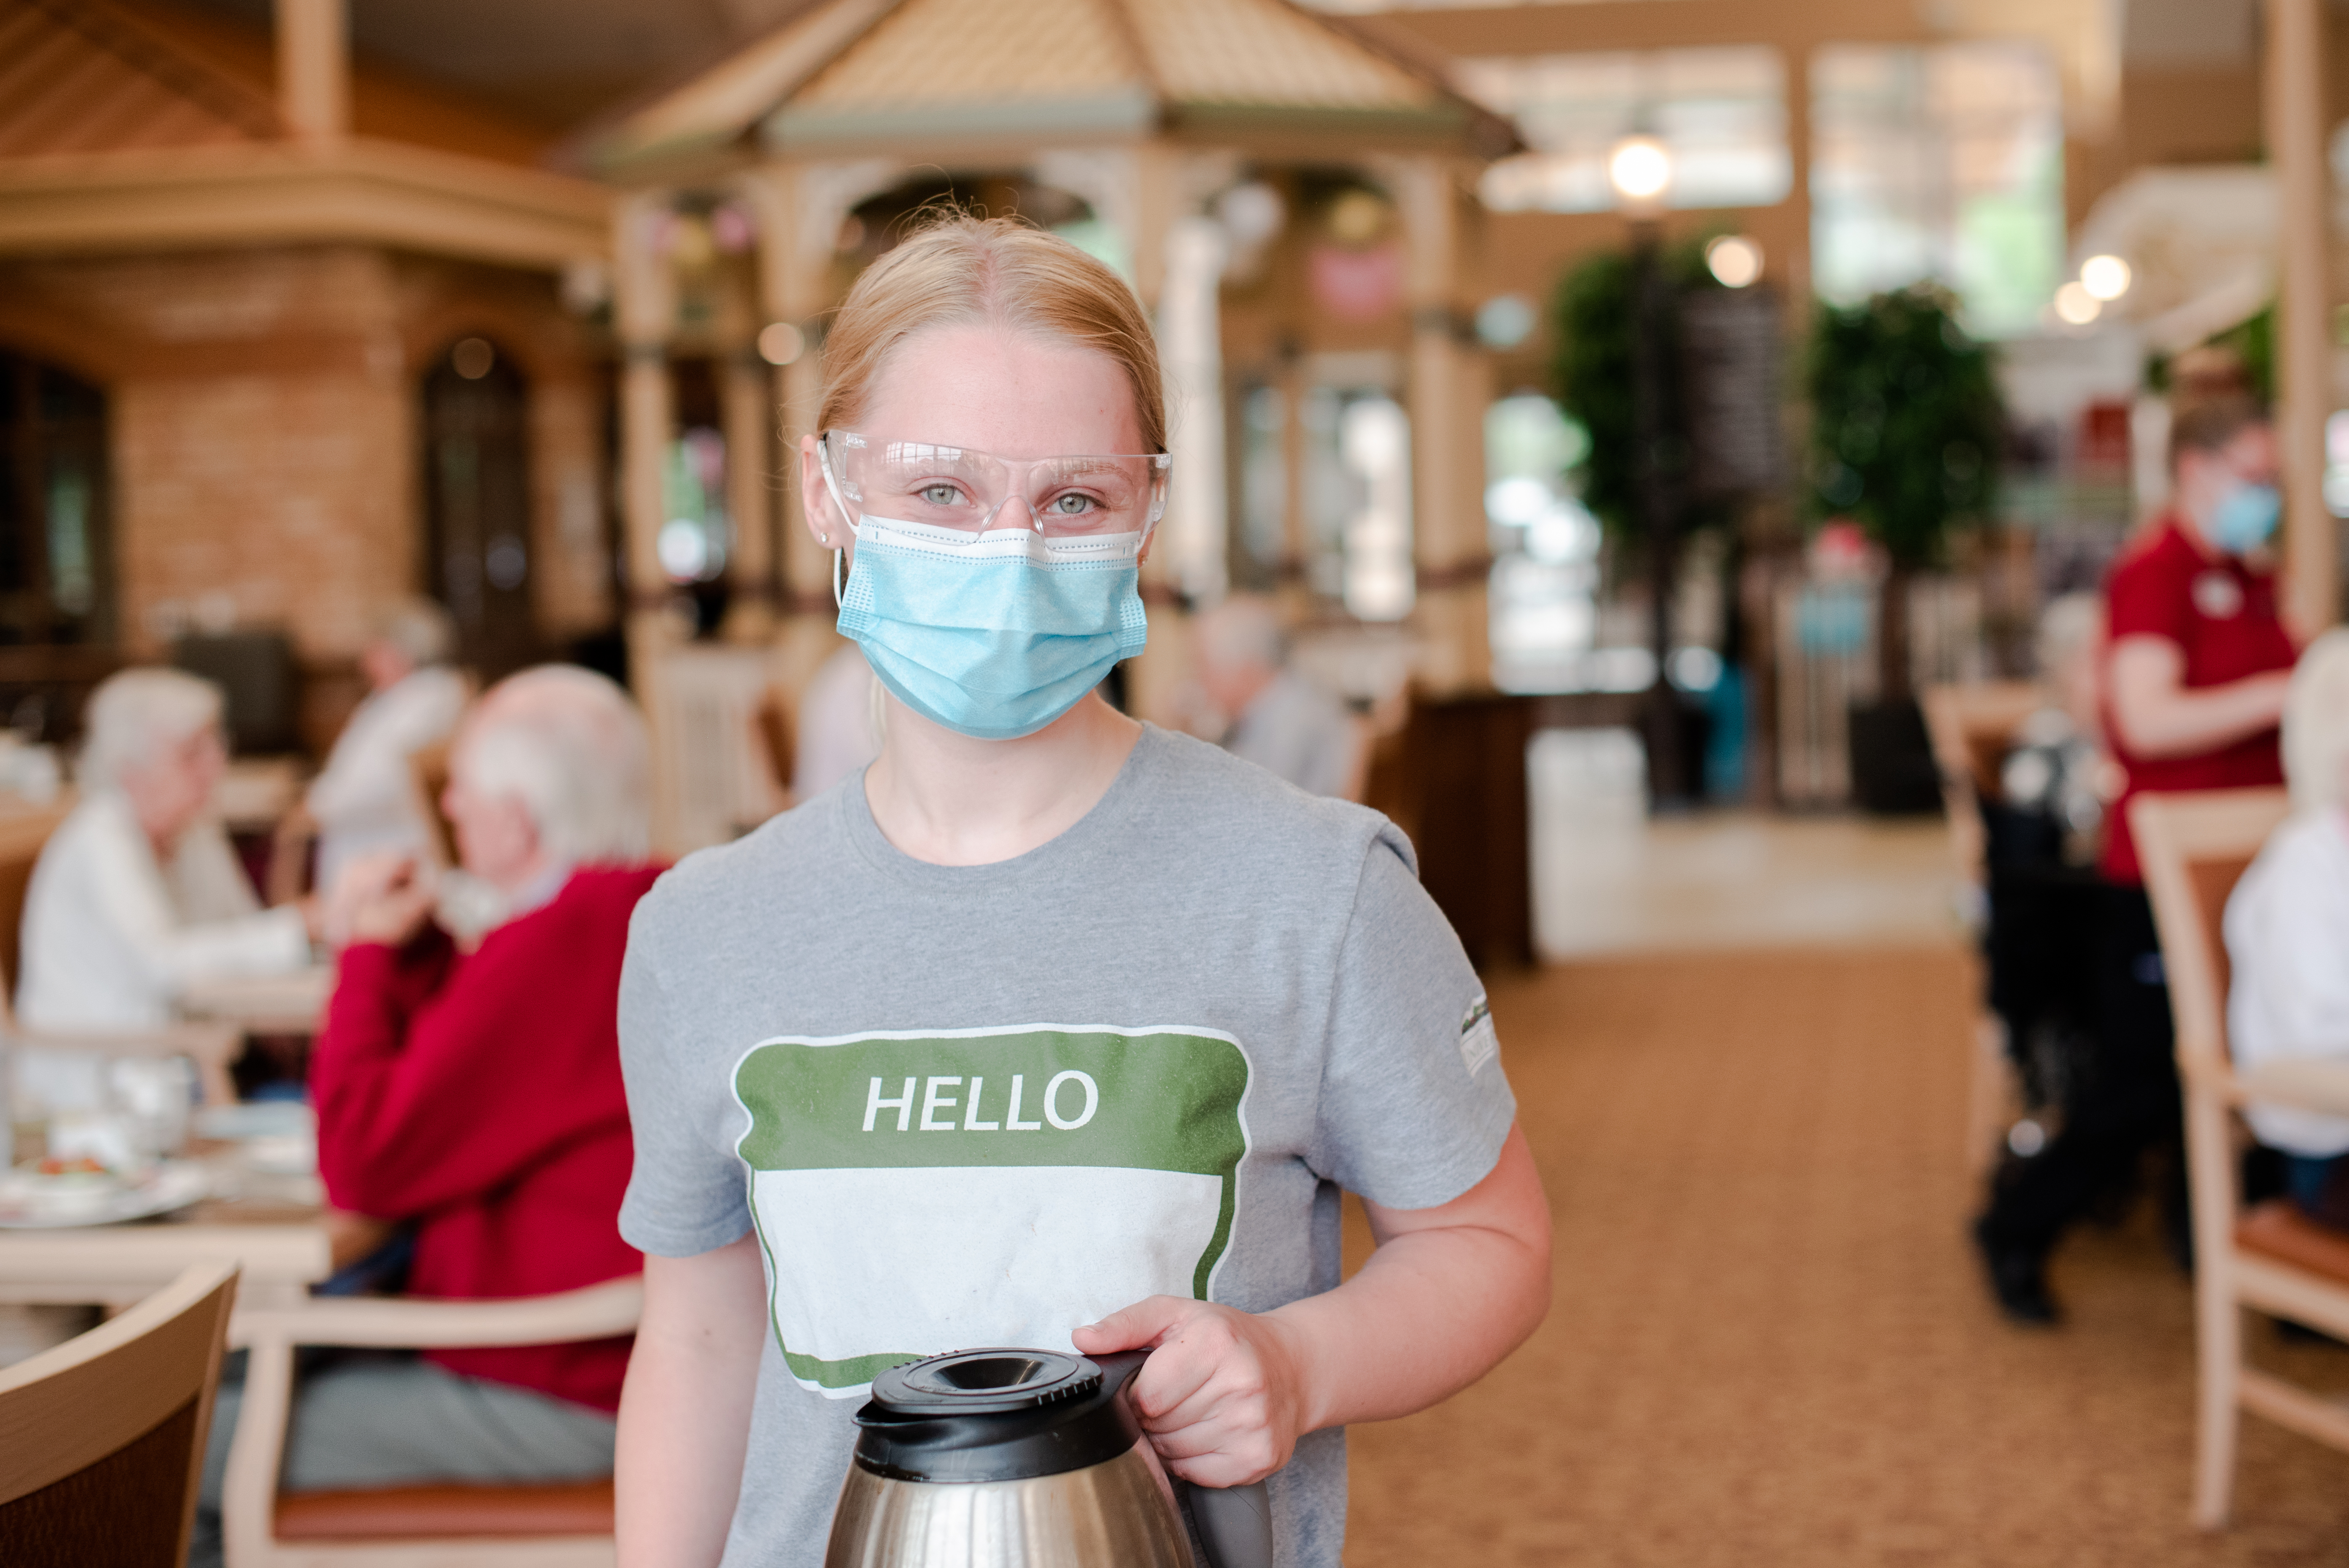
[0,243,613,752]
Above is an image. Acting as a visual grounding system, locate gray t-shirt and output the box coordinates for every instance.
[618,724,1515,1568]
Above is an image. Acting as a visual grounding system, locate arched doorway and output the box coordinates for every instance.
[0,347,113,649]
[421,335,536,678]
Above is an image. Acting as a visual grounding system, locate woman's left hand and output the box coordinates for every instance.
[1071,1296,1309,1487]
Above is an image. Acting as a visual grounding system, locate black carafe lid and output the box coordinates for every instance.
[851,1348,1149,1483]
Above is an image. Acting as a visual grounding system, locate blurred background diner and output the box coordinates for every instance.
[2,0,2349,1563]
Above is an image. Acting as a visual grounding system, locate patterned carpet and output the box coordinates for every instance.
[1342,950,2349,1566]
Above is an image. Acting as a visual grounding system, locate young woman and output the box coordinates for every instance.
[613,216,1551,1568]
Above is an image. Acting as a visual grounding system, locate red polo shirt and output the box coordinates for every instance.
[312,865,663,1412]
[2100,516,2295,884]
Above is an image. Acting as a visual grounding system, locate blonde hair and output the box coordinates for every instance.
[2284,628,2349,814]
[456,665,651,865]
[78,668,223,794]
[817,213,1165,453]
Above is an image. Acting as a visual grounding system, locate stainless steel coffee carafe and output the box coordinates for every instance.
[824,1347,1274,1568]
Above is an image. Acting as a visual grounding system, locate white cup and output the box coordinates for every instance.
[106,1057,197,1162]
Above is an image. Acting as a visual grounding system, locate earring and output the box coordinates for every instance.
[817,530,830,544]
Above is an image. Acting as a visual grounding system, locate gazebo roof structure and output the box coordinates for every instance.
[0,0,607,268]
[580,0,1516,182]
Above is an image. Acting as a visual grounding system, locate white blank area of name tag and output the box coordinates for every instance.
[754,1164,1222,1395]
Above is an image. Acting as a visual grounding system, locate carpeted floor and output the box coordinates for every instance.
[1342,949,2349,1566]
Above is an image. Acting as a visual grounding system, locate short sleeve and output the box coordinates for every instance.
[1306,824,1517,1210]
[2105,543,2191,647]
[616,901,755,1257]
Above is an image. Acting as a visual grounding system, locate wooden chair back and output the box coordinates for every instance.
[0,1261,238,1568]
[2128,786,2349,1531]
[0,803,68,1008]
[1919,680,2043,882]
[224,1276,641,1566]
[2130,789,2290,1076]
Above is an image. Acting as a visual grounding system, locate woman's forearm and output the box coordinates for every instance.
[1269,1124,1551,1432]
[617,1239,766,1568]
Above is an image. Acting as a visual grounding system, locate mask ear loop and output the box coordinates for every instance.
[816,436,857,611]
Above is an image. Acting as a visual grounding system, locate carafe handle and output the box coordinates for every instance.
[1094,1351,1276,1568]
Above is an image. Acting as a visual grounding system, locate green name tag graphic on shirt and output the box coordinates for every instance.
[732,1026,1252,1396]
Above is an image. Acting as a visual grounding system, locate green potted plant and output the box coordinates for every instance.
[1548,238,1728,800]
[1805,284,2004,810]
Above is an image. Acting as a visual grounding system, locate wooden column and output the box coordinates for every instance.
[1123,143,1194,729]
[1389,155,1491,695]
[1277,348,1310,619]
[720,350,776,641]
[2268,0,2338,633]
[1783,45,1812,311]
[612,191,683,845]
[272,0,348,145]
[614,193,677,608]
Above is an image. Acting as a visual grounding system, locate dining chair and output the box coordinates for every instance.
[0,1259,240,1567]
[1920,679,2047,1173]
[219,1275,642,1568]
[0,806,244,1107]
[2131,786,2349,1528]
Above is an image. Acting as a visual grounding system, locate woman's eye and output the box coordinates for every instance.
[1048,493,1097,515]
[916,483,961,507]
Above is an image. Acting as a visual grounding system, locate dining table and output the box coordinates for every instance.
[178,964,338,1037]
[0,1136,381,1317]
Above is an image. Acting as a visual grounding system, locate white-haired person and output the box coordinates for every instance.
[304,597,468,893]
[2225,628,2349,1232]
[188,665,663,1568]
[612,216,1548,1568]
[1192,593,1367,800]
[17,668,316,1058]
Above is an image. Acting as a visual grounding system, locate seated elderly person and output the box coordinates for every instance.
[304,598,468,893]
[2225,628,2349,1231]
[1192,594,1366,800]
[191,666,662,1566]
[17,668,313,1056]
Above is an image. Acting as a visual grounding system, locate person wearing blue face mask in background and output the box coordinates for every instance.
[1976,380,2301,1324]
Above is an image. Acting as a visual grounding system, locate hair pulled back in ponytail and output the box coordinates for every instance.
[814,213,1166,454]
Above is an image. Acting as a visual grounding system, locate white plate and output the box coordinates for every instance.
[0,1161,212,1229]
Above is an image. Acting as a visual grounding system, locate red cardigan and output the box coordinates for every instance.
[312,865,662,1413]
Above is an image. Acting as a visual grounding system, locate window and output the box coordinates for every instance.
[1483,394,1609,691]
[422,337,535,676]
[0,348,112,646]
[1232,382,1288,591]
[1811,41,2065,337]
[1465,48,1791,215]
[1295,355,1415,622]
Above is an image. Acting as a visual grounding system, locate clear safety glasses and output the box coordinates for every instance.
[821,432,1171,545]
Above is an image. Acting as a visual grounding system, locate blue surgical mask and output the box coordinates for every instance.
[2210,481,2281,555]
[828,512,1148,742]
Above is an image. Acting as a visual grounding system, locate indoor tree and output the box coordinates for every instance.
[1804,284,2003,705]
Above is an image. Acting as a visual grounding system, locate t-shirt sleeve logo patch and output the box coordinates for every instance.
[1459,997,1499,1077]
[731,1025,1252,1397]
